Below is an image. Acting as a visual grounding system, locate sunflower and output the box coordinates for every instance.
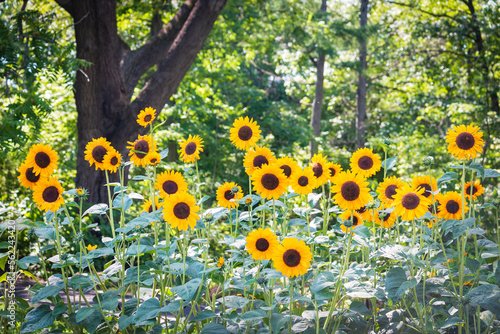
[217,182,243,209]
[392,186,432,221]
[179,135,204,163]
[327,163,343,183]
[272,237,312,278]
[127,134,156,167]
[137,107,156,127]
[377,176,408,204]
[289,167,317,195]
[230,116,261,150]
[245,228,279,261]
[217,257,224,267]
[17,161,42,189]
[276,156,300,185]
[427,193,443,216]
[446,124,484,160]
[142,198,163,213]
[243,146,276,176]
[438,191,469,220]
[411,175,438,198]
[26,142,58,177]
[162,192,200,231]
[86,244,98,251]
[464,181,485,200]
[373,207,397,228]
[84,138,112,171]
[355,206,372,222]
[331,171,372,211]
[33,176,64,212]
[155,170,188,197]
[310,154,330,186]
[102,149,122,173]
[350,147,382,178]
[339,210,365,233]
[146,151,162,166]
[251,163,287,200]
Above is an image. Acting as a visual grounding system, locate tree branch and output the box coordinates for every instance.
[386,0,463,23]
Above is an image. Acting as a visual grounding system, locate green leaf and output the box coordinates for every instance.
[288,218,307,226]
[345,281,376,299]
[308,193,323,208]
[171,278,202,301]
[200,323,230,334]
[95,289,121,311]
[465,284,500,318]
[191,310,216,322]
[370,244,408,261]
[52,304,67,317]
[31,285,64,304]
[385,267,408,301]
[20,305,55,333]
[160,148,169,159]
[484,169,500,178]
[382,156,397,170]
[271,313,288,333]
[69,274,92,287]
[240,309,268,321]
[119,315,133,331]
[350,300,371,316]
[311,272,335,294]
[76,307,95,323]
[198,195,210,206]
[86,247,115,259]
[83,203,108,216]
[218,295,249,310]
[468,162,484,178]
[18,256,40,264]
[34,227,56,240]
[441,316,464,329]
[438,172,457,185]
[133,298,161,323]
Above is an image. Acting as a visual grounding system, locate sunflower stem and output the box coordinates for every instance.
[458,159,466,334]
[289,279,294,334]
[104,170,116,239]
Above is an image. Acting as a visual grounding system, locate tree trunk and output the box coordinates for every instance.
[356,0,368,149]
[309,0,327,158]
[56,0,227,203]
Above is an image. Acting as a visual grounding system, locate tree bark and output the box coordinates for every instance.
[356,0,368,149]
[55,0,227,203]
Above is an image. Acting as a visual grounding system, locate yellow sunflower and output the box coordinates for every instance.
[427,193,443,216]
[217,257,224,267]
[327,163,343,183]
[146,151,162,166]
[17,161,42,189]
[272,237,312,278]
[142,198,163,213]
[289,167,317,195]
[464,181,485,200]
[229,116,262,150]
[179,135,204,163]
[310,154,330,186]
[392,186,432,221]
[162,192,200,231]
[155,170,188,197]
[251,163,287,200]
[355,206,372,222]
[137,107,156,127]
[377,176,408,204]
[102,149,122,173]
[373,207,397,228]
[86,244,98,251]
[33,176,64,212]
[84,138,112,171]
[216,182,243,209]
[331,171,372,211]
[350,147,382,178]
[411,175,438,199]
[445,124,484,160]
[438,191,469,220]
[127,134,156,167]
[245,228,279,261]
[339,210,365,233]
[276,156,300,185]
[25,142,58,177]
[243,146,276,176]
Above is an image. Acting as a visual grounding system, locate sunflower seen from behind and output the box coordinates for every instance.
[18,161,42,190]
[155,170,188,198]
[289,167,317,195]
[127,134,156,167]
[230,116,261,150]
[245,228,279,261]
[310,154,330,186]
[137,107,156,127]
[217,182,243,209]
[179,135,204,163]
[102,149,122,173]
[392,186,432,221]
[243,146,276,176]
[464,181,485,200]
[377,176,408,204]
[26,142,58,177]
[411,175,438,199]
[438,191,468,220]
[445,124,484,160]
[162,192,200,231]
[251,163,287,200]
[350,147,382,178]
[33,176,64,212]
[273,237,312,278]
[331,171,372,211]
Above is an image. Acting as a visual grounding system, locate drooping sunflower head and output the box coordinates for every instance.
[464,181,485,201]
[137,107,156,127]
[142,197,163,213]
[179,135,204,163]
[217,182,243,209]
[377,176,408,204]
[229,116,262,150]
[26,142,58,177]
[290,167,317,195]
[350,147,382,178]
[411,175,438,198]
[102,149,122,173]
[339,210,365,233]
[438,191,468,220]
[392,186,432,221]
[272,237,312,278]
[146,151,162,166]
[155,170,188,198]
[127,134,156,167]
[18,161,42,189]
[310,154,330,186]
[276,156,300,184]
[245,228,279,261]
[330,170,372,211]
[243,146,276,176]
[445,124,484,160]
[84,138,112,171]
[374,206,397,228]
[162,192,200,231]
[33,176,64,212]
[327,163,343,183]
[251,163,287,200]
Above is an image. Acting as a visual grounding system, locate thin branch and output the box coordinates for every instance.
[386,0,463,23]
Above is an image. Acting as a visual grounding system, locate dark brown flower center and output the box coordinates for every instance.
[173,202,190,219]
[351,216,359,226]
[456,132,475,150]
[358,156,373,170]
[110,156,119,166]
[224,190,235,201]
[35,152,51,168]
[162,181,178,195]
[356,206,367,214]
[385,185,398,200]
[341,181,360,201]
[91,146,107,163]
[42,186,59,203]
[134,140,149,159]
[283,249,301,267]
[253,155,268,169]
[446,200,460,214]
[466,185,478,195]
[144,114,152,122]
[150,158,158,164]
[261,173,279,190]
[298,176,309,187]
[383,213,391,222]
[255,238,269,252]
[329,167,336,177]
[238,126,253,141]
[280,165,292,178]
[312,163,323,178]
[148,205,153,213]
[416,184,432,198]
[402,193,420,210]
[185,142,197,155]
[25,167,40,183]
